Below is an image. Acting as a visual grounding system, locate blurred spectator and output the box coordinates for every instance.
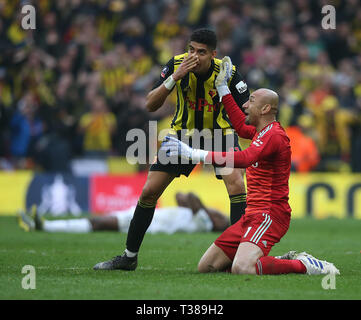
[351,97,361,172]
[334,83,358,161]
[10,92,44,168]
[152,0,185,64]
[305,76,338,156]
[0,0,360,172]
[78,95,116,158]
[286,115,320,173]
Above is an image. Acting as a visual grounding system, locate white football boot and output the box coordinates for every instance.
[294,252,340,275]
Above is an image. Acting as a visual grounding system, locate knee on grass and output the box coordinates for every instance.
[231,261,256,275]
[198,262,219,273]
[197,259,231,273]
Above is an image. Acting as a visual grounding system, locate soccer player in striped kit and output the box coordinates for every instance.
[93,29,249,271]
[162,57,340,276]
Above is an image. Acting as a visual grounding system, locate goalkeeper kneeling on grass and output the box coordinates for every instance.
[161,56,340,276]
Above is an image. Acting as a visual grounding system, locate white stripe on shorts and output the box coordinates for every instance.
[249,213,269,243]
[250,213,272,244]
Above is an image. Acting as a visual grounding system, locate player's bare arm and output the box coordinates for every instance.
[145,83,171,112]
[145,54,199,112]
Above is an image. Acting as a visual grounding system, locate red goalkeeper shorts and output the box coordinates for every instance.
[214,211,290,260]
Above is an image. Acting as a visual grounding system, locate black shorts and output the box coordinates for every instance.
[150,131,241,179]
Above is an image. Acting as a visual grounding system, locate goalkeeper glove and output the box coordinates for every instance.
[215,56,233,101]
[160,136,209,163]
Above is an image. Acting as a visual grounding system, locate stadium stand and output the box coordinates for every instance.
[0,0,360,172]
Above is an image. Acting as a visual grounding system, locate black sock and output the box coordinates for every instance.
[126,200,156,253]
[229,193,247,225]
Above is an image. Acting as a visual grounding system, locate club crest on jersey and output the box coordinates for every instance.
[208,90,216,98]
[160,66,169,78]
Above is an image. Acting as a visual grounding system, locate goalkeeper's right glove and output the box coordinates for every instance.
[215,56,233,101]
[160,136,209,163]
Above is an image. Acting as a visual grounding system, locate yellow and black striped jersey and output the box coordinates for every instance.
[154,53,250,136]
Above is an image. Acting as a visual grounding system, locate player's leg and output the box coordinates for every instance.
[231,242,307,275]
[231,242,263,274]
[42,219,93,233]
[233,247,334,276]
[275,251,340,275]
[93,170,176,270]
[126,170,176,253]
[89,216,119,231]
[17,207,93,233]
[221,167,247,225]
[198,243,232,273]
[93,145,196,270]
[233,213,306,275]
[198,217,245,273]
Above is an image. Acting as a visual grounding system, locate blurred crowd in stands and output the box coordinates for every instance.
[0,0,360,173]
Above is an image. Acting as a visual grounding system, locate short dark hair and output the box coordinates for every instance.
[190,29,217,50]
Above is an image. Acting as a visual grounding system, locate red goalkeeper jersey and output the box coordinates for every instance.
[206,94,292,217]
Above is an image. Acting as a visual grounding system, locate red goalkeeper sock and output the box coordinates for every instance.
[255,256,306,275]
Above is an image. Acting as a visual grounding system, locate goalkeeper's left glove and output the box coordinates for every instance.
[215,56,233,101]
[160,136,208,163]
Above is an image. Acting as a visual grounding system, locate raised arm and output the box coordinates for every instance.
[145,58,174,112]
[146,83,172,112]
[215,56,257,139]
[222,93,257,140]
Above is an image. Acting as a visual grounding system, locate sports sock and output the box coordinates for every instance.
[229,193,247,225]
[125,249,138,258]
[255,256,306,275]
[43,219,92,233]
[125,200,156,253]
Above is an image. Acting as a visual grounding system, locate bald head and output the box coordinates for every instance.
[243,88,279,130]
[253,88,279,115]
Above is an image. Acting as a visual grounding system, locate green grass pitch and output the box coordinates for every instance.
[1,216,360,300]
